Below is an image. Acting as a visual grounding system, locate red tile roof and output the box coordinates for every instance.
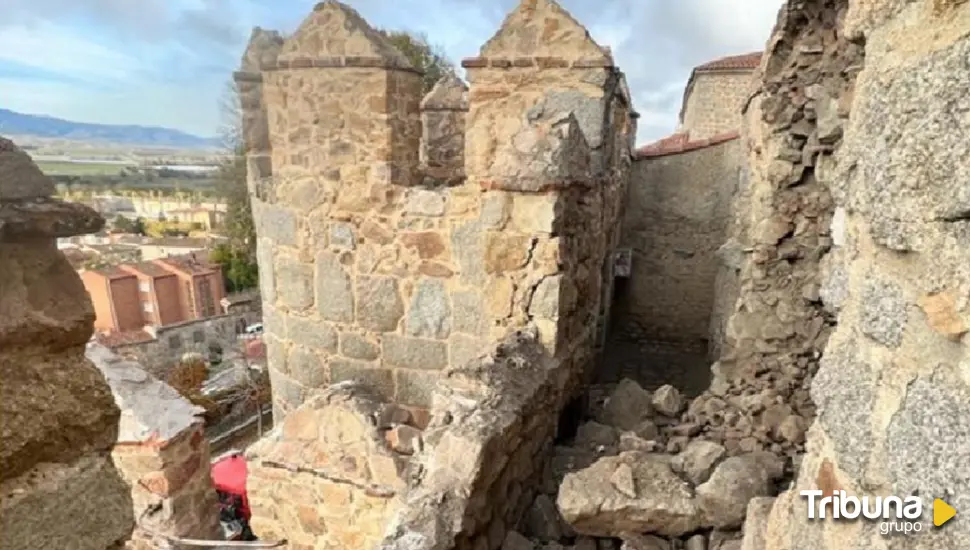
[635,130,740,159]
[694,51,762,72]
[153,253,217,276]
[120,262,174,279]
[91,266,137,281]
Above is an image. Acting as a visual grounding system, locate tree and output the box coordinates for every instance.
[377,29,457,93]
[112,215,145,235]
[211,243,259,293]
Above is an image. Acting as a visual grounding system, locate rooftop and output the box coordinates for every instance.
[154,253,218,276]
[635,130,740,159]
[90,266,137,281]
[120,261,175,279]
[143,237,209,248]
[694,51,762,72]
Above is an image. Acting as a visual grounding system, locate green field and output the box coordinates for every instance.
[36,160,131,176]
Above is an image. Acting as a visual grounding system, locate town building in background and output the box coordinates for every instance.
[81,253,226,332]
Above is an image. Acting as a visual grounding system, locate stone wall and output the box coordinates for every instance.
[87,343,221,548]
[680,72,756,140]
[381,328,568,550]
[617,137,742,356]
[756,1,970,548]
[108,311,260,377]
[0,137,135,549]
[656,0,864,461]
[241,0,635,423]
[246,383,411,549]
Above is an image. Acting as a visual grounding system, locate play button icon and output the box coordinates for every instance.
[933,499,956,527]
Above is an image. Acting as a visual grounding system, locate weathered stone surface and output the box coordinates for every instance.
[279,0,413,67]
[406,278,452,339]
[286,314,338,353]
[674,440,727,485]
[340,331,380,360]
[404,189,446,216]
[382,334,447,370]
[558,452,701,537]
[595,379,654,431]
[357,276,404,331]
[0,137,55,200]
[809,341,877,480]
[330,222,357,250]
[276,256,315,310]
[316,252,355,322]
[524,494,567,541]
[529,275,561,319]
[247,382,406,546]
[651,385,686,417]
[330,360,394,398]
[0,455,135,550]
[1,348,121,484]
[1,242,100,349]
[86,344,204,443]
[696,453,783,529]
[0,198,105,241]
[739,497,774,550]
[240,26,284,72]
[394,368,438,407]
[253,201,297,245]
[452,290,489,336]
[859,275,907,348]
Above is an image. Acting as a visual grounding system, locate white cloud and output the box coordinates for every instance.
[0,22,142,83]
[0,0,784,142]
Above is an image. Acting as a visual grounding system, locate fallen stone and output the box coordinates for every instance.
[775,415,807,445]
[596,379,654,431]
[574,537,598,550]
[740,497,775,550]
[618,432,661,453]
[685,534,706,550]
[696,453,783,529]
[632,419,659,441]
[525,494,566,541]
[503,531,535,550]
[651,385,686,417]
[619,534,670,550]
[574,421,619,452]
[674,440,727,485]
[557,452,701,537]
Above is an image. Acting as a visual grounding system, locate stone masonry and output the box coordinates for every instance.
[239,0,636,547]
[662,0,865,462]
[240,0,635,424]
[0,137,135,549]
[87,343,222,549]
[755,1,970,548]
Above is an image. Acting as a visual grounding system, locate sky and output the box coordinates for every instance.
[0,0,784,145]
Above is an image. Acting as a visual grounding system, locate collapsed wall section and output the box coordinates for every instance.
[665,0,864,460]
[0,137,135,549]
[759,1,970,548]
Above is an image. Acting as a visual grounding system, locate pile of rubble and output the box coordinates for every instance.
[498,379,786,550]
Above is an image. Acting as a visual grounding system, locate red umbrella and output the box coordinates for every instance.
[211,453,251,519]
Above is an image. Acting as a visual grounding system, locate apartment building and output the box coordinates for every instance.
[80,253,225,332]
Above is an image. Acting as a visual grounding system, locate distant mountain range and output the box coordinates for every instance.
[0,108,221,149]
